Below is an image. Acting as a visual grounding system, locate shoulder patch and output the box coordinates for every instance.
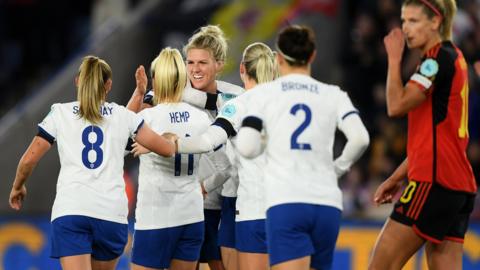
[419,58,439,78]
[220,93,237,102]
[221,104,236,118]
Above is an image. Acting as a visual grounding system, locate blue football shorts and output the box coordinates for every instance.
[51,215,127,260]
[266,203,341,270]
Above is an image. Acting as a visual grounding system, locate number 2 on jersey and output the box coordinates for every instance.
[290,104,312,150]
[81,125,104,169]
[174,134,194,176]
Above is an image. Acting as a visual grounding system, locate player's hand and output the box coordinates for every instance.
[9,185,27,211]
[373,177,403,206]
[384,28,405,64]
[131,142,150,157]
[135,65,148,96]
[474,61,480,77]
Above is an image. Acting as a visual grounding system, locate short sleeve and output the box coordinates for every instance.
[336,90,358,125]
[216,96,247,133]
[409,44,456,96]
[125,108,145,137]
[38,104,58,142]
[409,57,440,93]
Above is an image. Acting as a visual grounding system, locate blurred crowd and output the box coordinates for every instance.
[338,0,480,220]
[0,0,92,115]
[0,0,140,116]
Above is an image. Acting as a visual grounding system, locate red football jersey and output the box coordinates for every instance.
[407,41,476,193]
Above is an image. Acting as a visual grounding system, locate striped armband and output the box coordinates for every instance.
[241,116,263,132]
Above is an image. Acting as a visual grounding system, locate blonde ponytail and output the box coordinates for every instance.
[152,47,187,105]
[77,55,112,124]
[242,42,278,84]
[440,0,456,40]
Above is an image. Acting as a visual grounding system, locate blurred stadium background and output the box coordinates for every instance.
[0,0,479,269]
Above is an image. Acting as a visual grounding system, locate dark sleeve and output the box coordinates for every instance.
[143,90,154,106]
[37,126,55,145]
[241,116,263,132]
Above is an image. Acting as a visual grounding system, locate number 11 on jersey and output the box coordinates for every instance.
[174,134,194,176]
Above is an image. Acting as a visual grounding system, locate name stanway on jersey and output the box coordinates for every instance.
[38,101,144,223]
[135,102,211,230]
[247,74,358,210]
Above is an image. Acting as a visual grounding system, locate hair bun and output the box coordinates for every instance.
[276,25,315,66]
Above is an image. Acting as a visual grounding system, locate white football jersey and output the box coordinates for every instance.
[147,80,244,204]
[135,102,211,229]
[198,155,223,210]
[217,92,267,221]
[245,74,359,210]
[216,80,244,198]
[38,101,144,223]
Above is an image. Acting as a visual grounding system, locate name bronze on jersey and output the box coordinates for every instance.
[281,81,319,94]
[170,111,190,123]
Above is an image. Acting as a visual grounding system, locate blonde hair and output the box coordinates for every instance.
[242,42,278,84]
[150,56,158,79]
[403,0,457,40]
[152,47,187,105]
[77,55,112,125]
[183,25,228,63]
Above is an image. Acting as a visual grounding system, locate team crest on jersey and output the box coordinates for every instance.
[220,93,237,102]
[419,58,439,78]
[221,104,236,117]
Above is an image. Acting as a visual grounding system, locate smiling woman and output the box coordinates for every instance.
[182,24,243,270]
[183,25,228,93]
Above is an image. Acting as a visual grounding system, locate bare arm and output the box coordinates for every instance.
[388,158,408,183]
[126,65,149,113]
[385,28,426,117]
[9,136,52,210]
[373,158,408,205]
[135,123,176,157]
